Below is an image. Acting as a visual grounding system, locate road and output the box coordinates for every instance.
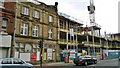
[92,58,119,66]
[33,58,120,68]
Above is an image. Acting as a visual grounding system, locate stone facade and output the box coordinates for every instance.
[4,1,59,62]
[15,2,58,62]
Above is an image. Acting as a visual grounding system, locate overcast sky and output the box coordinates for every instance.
[39,0,119,35]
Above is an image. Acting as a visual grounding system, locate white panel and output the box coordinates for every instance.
[20,53,30,61]
[0,35,11,47]
[36,52,40,60]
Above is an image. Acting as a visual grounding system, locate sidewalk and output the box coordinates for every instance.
[34,62,67,66]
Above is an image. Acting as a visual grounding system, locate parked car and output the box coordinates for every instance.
[0,58,33,68]
[73,55,97,66]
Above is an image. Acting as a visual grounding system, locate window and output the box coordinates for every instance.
[33,10,39,18]
[25,44,32,52]
[1,59,12,64]
[20,48,24,52]
[32,26,38,37]
[22,6,29,15]
[20,43,24,48]
[48,16,53,22]
[48,28,52,39]
[2,19,8,32]
[15,42,19,47]
[20,23,28,36]
[15,48,19,52]
[13,58,24,64]
[60,20,64,28]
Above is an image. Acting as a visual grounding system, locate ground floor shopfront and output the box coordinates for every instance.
[14,37,58,63]
[59,44,102,61]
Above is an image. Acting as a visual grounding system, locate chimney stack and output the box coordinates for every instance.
[55,2,58,7]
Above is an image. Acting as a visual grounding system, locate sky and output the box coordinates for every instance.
[39,0,119,35]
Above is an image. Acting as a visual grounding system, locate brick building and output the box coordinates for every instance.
[0,1,15,58]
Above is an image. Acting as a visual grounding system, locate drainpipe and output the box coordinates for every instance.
[10,0,18,58]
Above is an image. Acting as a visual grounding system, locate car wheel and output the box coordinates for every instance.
[84,62,88,66]
[76,63,79,66]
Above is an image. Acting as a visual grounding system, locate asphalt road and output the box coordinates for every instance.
[33,58,120,68]
[92,58,119,66]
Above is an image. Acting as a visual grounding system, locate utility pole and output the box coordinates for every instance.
[10,1,18,58]
[87,0,96,56]
[39,21,43,67]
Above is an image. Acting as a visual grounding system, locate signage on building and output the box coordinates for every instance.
[31,52,36,61]
[69,50,76,58]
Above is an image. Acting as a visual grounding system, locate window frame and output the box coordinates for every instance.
[48,28,53,39]
[32,25,39,37]
[20,23,28,36]
[48,15,53,23]
[33,10,40,18]
[22,6,29,15]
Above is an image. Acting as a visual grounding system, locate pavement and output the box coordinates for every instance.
[34,62,69,66]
